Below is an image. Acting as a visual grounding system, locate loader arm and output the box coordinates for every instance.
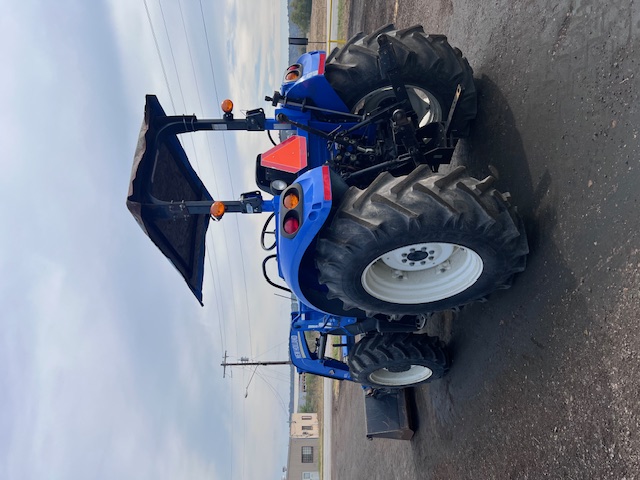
[126,95,276,303]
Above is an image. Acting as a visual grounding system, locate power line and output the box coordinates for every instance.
[142,0,176,112]
[205,243,226,352]
[193,0,255,355]
[147,0,233,355]
[177,0,205,118]
[150,0,239,357]
[198,0,223,109]
[227,359,290,408]
[244,365,259,398]
[156,0,203,174]
[255,370,289,416]
[157,0,187,111]
[180,1,243,357]
[158,0,225,350]
[254,340,289,359]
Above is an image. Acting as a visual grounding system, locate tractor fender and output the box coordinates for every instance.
[276,165,333,311]
[281,51,349,113]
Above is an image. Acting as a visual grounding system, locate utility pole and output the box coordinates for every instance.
[221,351,290,378]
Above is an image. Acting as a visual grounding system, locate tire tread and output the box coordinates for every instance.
[348,333,450,388]
[315,167,529,316]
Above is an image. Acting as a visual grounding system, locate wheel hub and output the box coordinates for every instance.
[407,251,429,262]
[361,242,484,304]
[387,364,411,373]
[368,364,434,386]
[378,242,454,272]
[352,85,443,127]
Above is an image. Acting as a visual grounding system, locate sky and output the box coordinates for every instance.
[0,0,294,478]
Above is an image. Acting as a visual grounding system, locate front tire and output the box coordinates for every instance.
[315,165,528,316]
[349,333,449,388]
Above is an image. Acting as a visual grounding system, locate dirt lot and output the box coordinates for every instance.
[308,0,327,52]
[321,0,640,478]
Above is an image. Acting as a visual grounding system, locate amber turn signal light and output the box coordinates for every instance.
[284,71,300,82]
[210,201,226,218]
[283,191,299,209]
[221,99,234,113]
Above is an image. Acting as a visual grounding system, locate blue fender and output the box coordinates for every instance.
[276,165,335,314]
[281,51,349,113]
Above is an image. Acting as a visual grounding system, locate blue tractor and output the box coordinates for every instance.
[127,25,528,390]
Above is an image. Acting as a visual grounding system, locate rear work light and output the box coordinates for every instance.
[283,213,300,235]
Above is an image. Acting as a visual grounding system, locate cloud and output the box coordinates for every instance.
[221,0,287,110]
[105,0,175,115]
[1,1,294,478]
[2,258,139,479]
[1,255,235,479]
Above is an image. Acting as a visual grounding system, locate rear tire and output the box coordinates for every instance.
[349,333,449,388]
[316,165,528,316]
[325,24,477,136]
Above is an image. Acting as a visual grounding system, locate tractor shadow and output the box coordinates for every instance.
[411,74,590,442]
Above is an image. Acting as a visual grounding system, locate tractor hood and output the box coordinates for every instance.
[127,95,212,305]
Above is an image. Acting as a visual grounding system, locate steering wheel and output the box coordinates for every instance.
[260,212,277,251]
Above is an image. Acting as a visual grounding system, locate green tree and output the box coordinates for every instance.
[290,0,312,35]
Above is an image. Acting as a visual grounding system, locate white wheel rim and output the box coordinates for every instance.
[352,85,442,127]
[361,242,483,304]
[368,364,433,386]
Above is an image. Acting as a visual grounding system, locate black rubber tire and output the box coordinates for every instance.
[315,165,529,316]
[348,333,449,388]
[325,24,476,136]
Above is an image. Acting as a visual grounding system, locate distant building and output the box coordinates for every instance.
[297,373,308,409]
[290,412,319,438]
[286,413,320,480]
[287,298,320,479]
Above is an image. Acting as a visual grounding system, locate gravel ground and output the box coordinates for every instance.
[308,0,327,52]
[319,0,640,478]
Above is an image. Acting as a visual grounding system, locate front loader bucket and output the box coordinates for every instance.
[127,95,212,305]
[364,389,415,440]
